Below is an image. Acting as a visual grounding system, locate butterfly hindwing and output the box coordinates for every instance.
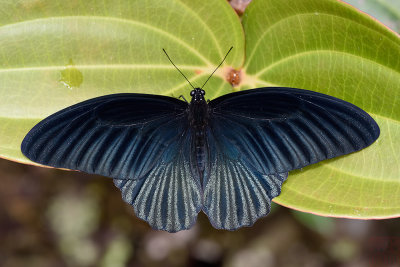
[113,128,202,232]
[203,127,288,230]
[208,87,380,175]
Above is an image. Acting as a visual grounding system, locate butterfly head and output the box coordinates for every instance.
[190,88,206,103]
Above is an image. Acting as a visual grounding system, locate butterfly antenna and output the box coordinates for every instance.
[201,46,233,89]
[163,48,195,90]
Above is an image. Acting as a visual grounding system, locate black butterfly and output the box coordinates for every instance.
[21,48,380,232]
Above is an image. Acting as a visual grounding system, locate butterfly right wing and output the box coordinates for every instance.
[208,87,380,175]
[202,87,379,230]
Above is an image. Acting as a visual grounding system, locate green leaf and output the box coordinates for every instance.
[0,0,244,164]
[242,0,400,218]
[343,0,400,33]
[2,0,400,220]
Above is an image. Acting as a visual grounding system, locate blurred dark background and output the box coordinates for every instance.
[1,158,400,267]
[1,1,400,266]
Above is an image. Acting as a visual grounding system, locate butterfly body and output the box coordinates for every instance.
[189,88,209,185]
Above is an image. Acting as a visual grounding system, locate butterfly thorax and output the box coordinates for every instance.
[189,88,208,125]
[188,88,209,184]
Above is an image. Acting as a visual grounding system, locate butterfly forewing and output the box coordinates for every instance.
[21,94,189,180]
[208,87,380,175]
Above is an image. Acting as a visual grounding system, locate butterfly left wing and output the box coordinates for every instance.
[22,93,202,232]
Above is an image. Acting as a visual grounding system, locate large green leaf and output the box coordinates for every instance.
[242,0,400,218]
[2,0,400,220]
[0,0,244,163]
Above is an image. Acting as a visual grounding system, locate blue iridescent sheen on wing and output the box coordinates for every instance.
[209,87,380,175]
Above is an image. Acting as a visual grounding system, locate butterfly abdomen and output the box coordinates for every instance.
[194,128,207,174]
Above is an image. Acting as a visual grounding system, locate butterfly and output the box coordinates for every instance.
[21,48,380,232]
